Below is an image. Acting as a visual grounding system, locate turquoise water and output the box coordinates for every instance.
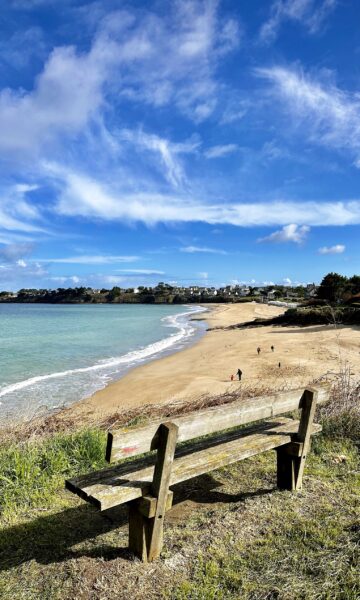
[0,304,206,422]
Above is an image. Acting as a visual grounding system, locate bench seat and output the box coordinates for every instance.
[66,416,322,511]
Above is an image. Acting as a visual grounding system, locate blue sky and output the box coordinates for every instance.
[0,0,359,290]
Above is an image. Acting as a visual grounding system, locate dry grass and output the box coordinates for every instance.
[314,362,360,442]
[0,382,291,444]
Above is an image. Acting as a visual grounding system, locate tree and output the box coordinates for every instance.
[317,272,348,303]
[107,286,122,301]
[348,275,360,296]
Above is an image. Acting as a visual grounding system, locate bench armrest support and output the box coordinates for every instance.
[129,421,178,562]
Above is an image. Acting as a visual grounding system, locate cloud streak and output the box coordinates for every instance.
[49,164,360,228]
[204,144,238,159]
[256,65,360,164]
[259,0,336,43]
[36,255,139,265]
[318,244,345,254]
[180,245,228,254]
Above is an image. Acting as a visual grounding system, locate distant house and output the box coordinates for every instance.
[305,285,318,299]
[239,286,250,296]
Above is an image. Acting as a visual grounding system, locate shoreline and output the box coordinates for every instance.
[54,301,360,428]
[3,301,360,433]
[0,304,208,424]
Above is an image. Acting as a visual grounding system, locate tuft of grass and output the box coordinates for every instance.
[315,363,360,443]
[0,429,107,519]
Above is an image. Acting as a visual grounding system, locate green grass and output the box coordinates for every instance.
[172,436,360,600]
[0,429,107,520]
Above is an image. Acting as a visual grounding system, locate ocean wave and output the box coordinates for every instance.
[0,305,206,401]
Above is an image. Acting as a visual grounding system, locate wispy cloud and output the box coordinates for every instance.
[0,184,47,244]
[180,245,228,254]
[116,269,165,275]
[36,255,139,265]
[204,144,237,159]
[258,224,310,244]
[0,243,34,262]
[0,1,240,163]
[120,129,200,188]
[49,164,360,227]
[259,0,337,44]
[256,65,360,164]
[0,242,47,285]
[318,244,345,254]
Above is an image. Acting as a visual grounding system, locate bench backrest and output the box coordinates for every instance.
[106,384,330,463]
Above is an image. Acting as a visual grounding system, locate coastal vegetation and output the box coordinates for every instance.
[0,282,312,304]
[0,272,359,307]
[0,373,358,599]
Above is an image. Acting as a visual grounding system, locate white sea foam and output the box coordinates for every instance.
[0,306,206,403]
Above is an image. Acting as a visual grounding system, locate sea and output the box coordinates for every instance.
[0,303,207,424]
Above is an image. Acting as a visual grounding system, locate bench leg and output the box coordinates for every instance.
[276,388,318,491]
[276,447,300,491]
[128,502,153,562]
[128,422,178,562]
[128,491,174,561]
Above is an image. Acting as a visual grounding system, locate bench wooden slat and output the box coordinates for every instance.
[107,385,329,462]
[66,417,322,511]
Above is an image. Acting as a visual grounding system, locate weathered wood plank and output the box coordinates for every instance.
[106,385,330,462]
[66,417,322,511]
[147,422,178,561]
[293,387,318,490]
[136,491,174,518]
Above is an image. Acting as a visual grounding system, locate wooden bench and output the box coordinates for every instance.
[66,385,329,562]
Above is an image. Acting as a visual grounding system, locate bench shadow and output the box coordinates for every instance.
[0,474,275,570]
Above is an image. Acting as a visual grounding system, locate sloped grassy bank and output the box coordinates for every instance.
[0,379,359,600]
[210,306,360,330]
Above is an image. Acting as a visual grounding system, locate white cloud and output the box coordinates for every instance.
[180,246,227,254]
[50,275,82,285]
[48,164,360,228]
[0,185,46,245]
[116,269,165,275]
[36,255,139,265]
[0,243,48,284]
[318,244,345,254]
[259,0,337,44]
[256,65,360,164]
[16,259,27,268]
[258,224,310,244]
[198,272,209,279]
[0,43,108,155]
[283,277,292,285]
[0,2,240,162]
[120,129,200,188]
[204,144,238,159]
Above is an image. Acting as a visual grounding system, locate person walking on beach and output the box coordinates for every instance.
[271,345,274,352]
[278,362,281,368]
[257,346,261,355]
[237,368,242,381]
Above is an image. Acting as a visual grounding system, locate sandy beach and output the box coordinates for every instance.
[63,302,360,424]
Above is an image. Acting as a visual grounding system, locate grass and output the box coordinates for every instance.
[173,436,359,600]
[0,381,359,599]
[0,429,107,520]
